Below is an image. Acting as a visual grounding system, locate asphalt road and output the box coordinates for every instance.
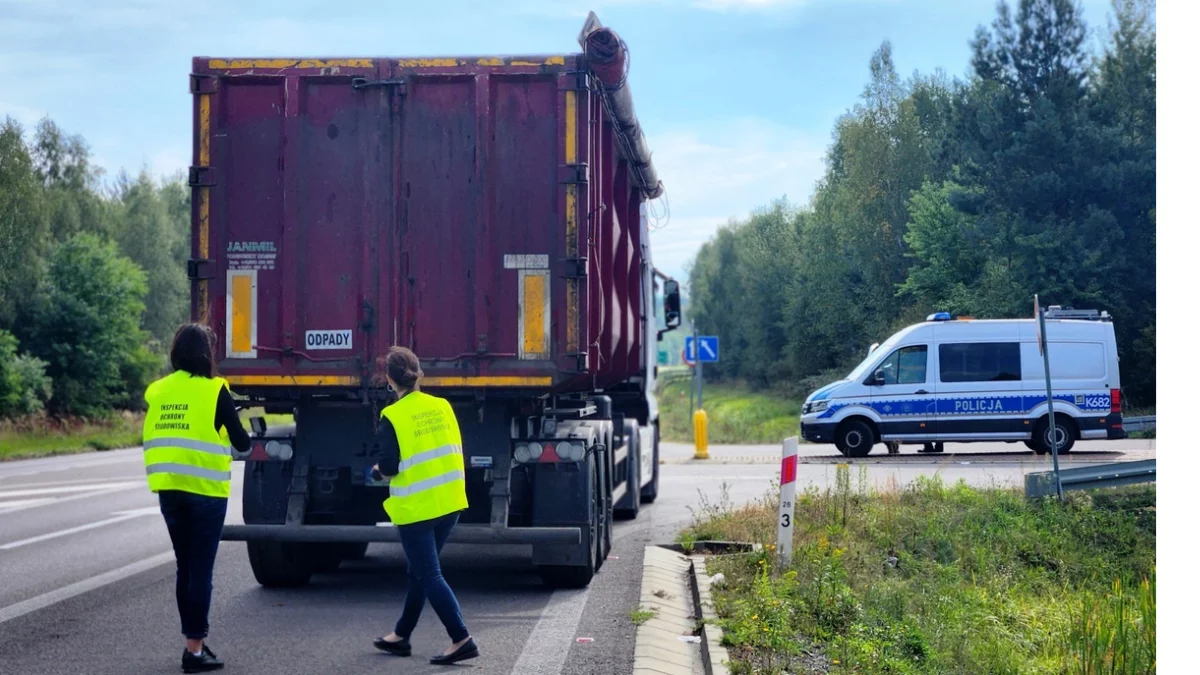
[0,438,1155,675]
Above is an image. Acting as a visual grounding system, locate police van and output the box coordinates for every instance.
[799,307,1126,457]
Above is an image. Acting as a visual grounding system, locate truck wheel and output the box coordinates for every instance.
[639,424,660,504]
[614,423,640,520]
[836,419,875,458]
[310,544,345,573]
[247,541,314,588]
[538,452,599,589]
[1033,415,1076,455]
[340,542,369,561]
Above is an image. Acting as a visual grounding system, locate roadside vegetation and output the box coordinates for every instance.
[657,371,802,444]
[1,117,191,459]
[680,474,1156,674]
[0,414,143,461]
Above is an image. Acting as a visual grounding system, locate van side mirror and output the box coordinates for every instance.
[662,280,682,331]
[869,369,886,386]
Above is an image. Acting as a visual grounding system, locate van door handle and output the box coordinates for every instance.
[915,390,929,395]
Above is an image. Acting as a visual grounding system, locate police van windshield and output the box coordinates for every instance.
[845,333,902,382]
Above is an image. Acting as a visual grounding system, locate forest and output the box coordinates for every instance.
[0,118,190,421]
[686,0,1156,406]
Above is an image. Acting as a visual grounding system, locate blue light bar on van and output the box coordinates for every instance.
[927,312,952,321]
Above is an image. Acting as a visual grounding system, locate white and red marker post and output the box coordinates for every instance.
[776,436,799,564]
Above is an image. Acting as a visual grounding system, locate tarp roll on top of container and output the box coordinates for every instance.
[583,27,663,200]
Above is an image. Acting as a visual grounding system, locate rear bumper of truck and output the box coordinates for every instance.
[221,523,580,545]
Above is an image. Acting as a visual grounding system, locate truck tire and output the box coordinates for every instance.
[310,544,345,573]
[836,419,875,458]
[614,422,640,520]
[247,541,315,588]
[340,542,369,561]
[639,424,659,504]
[537,453,599,589]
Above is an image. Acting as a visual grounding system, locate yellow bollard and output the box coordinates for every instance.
[693,409,709,459]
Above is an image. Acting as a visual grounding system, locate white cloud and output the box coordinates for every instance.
[645,117,826,279]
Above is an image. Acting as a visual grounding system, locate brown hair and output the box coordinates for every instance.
[386,346,422,391]
[170,323,218,377]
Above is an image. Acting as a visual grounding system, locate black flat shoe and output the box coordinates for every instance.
[182,644,224,673]
[373,636,412,657]
[430,638,479,665]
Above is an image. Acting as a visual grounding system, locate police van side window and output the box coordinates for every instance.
[878,345,928,385]
[939,343,1021,382]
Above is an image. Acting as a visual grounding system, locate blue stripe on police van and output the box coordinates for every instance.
[809,381,846,402]
[817,392,1111,420]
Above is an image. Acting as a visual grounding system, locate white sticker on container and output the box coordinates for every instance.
[469,456,494,468]
[304,330,353,350]
[504,254,549,269]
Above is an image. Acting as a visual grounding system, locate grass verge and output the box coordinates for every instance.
[0,407,295,462]
[657,375,802,444]
[0,413,144,461]
[681,474,1155,674]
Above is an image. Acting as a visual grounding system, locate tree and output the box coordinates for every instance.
[20,234,158,417]
[0,330,52,418]
[113,171,189,347]
[0,118,50,330]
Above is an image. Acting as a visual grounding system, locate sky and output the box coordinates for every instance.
[0,0,1123,281]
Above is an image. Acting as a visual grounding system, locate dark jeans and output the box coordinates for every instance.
[159,490,228,640]
[394,512,469,643]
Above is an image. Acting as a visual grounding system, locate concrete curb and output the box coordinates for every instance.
[631,546,730,675]
[689,555,731,675]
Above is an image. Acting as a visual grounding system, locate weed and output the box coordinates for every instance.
[630,607,657,626]
[689,480,1155,674]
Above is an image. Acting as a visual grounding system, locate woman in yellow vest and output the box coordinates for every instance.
[143,323,250,673]
[371,346,477,666]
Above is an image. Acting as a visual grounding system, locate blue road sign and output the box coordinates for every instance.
[685,336,720,363]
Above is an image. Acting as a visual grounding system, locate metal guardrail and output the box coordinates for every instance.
[1123,415,1156,433]
[1025,459,1156,498]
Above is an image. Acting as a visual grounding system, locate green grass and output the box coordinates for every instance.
[657,375,802,444]
[680,474,1155,674]
[0,406,296,462]
[630,607,657,626]
[0,414,143,461]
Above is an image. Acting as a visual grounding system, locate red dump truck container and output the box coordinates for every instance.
[191,47,659,393]
[200,13,683,590]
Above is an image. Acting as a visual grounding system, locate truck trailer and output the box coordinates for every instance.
[190,13,682,589]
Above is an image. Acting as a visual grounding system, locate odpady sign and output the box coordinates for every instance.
[305,330,353,350]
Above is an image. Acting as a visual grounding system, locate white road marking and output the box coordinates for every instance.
[0,481,143,499]
[0,506,161,550]
[0,498,55,513]
[0,551,175,624]
[0,476,144,489]
[508,586,592,675]
[0,483,145,516]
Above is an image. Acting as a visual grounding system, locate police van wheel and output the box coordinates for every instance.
[1034,416,1077,455]
[1025,440,1047,455]
[836,420,875,458]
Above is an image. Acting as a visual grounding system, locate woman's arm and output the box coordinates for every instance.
[214,388,252,454]
[374,418,400,478]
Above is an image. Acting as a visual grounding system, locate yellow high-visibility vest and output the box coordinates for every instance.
[142,371,233,499]
[380,392,468,526]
